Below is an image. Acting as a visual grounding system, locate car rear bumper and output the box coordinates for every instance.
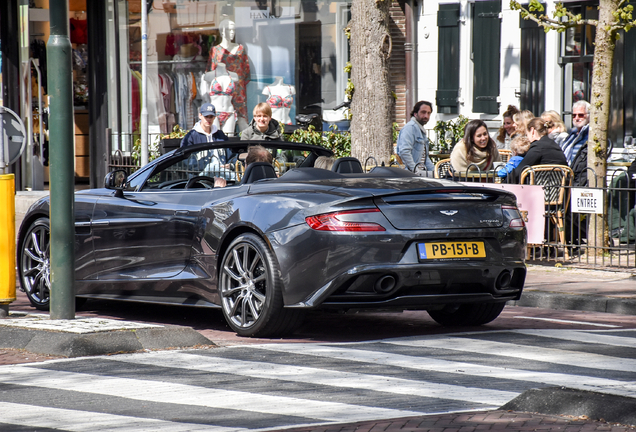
[285,261,525,309]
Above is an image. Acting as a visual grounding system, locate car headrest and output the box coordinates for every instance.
[241,162,277,184]
[331,157,363,173]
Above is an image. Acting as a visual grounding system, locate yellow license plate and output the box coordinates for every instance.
[418,241,486,260]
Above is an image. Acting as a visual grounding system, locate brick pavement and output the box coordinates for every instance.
[275,411,636,432]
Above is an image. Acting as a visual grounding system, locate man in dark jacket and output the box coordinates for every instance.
[181,103,234,185]
[561,100,590,165]
[180,103,229,147]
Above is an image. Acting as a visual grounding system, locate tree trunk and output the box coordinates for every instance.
[349,0,394,167]
[587,0,619,252]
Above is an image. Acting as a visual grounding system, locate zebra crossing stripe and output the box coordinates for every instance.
[0,401,229,432]
[252,342,636,396]
[513,329,636,348]
[0,365,423,423]
[387,335,636,372]
[111,350,518,406]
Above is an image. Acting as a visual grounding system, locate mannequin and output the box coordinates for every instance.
[207,19,250,132]
[204,62,238,136]
[263,76,295,125]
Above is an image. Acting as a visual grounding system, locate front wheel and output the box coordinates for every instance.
[219,233,303,337]
[19,217,51,310]
[428,302,506,327]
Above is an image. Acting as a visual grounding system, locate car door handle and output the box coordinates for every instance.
[175,210,189,215]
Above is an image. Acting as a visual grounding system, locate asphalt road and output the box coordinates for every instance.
[2,326,636,431]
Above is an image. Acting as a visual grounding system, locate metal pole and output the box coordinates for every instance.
[47,0,75,320]
[140,0,148,166]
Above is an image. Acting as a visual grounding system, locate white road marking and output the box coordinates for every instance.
[513,329,636,348]
[253,343,636,397]
[388,336,636,372]
[512,316,621,328]
[111,350,517,406]
[0,365,423,423]
[0,401,236,432]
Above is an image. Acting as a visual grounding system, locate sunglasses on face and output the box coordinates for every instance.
[573,113,587,118]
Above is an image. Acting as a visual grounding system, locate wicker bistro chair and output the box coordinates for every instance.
[434,158,454,179]
[498,149,512,163]
[520,164,574,256]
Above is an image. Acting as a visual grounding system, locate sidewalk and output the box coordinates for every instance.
[514,264,636,314]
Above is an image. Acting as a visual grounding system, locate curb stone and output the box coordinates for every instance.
[501,387,636,426]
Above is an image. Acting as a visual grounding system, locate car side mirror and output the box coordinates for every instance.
[104,170,128,198]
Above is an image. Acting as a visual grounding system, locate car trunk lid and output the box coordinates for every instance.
[374,188,506,230]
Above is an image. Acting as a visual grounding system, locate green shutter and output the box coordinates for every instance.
[520,4,546,115]
[472,1,501,114]
[436,3,460,114]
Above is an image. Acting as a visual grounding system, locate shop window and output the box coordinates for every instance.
[560,3,596,109]
[112,0,350,142]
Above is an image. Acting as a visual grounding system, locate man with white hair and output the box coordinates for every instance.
[561,100,590,165]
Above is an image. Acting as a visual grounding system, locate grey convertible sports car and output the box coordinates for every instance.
[18,140,526,337]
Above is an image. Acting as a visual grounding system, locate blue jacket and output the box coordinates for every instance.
[496,155,524,178]
[561,125,589,165]
[396,118,434,172]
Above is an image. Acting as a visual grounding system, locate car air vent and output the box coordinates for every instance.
[381,191,498,204]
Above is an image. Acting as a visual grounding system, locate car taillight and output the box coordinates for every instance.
[306,209,386,232]
[502,205,525,228]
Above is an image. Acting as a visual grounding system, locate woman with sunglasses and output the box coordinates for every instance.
[511,117,568,182]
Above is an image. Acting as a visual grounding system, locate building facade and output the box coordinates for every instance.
[1,0,634,191]
[420,0,635,148]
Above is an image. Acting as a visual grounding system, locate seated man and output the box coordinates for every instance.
[245,144,273,165]
[561,101,590,186]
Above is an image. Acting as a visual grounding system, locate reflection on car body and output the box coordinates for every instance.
[17,140,527,337]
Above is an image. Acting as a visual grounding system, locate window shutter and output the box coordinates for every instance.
[472,1,501,114]
[520,7,546,116]
[436,3,460,114]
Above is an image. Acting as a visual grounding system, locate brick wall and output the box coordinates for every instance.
[389,0,408,128]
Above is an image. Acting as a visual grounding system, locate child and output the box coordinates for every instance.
[497,135,532,178]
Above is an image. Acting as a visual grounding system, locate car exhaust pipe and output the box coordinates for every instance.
[495,270,512,290]
[374,275,396,294]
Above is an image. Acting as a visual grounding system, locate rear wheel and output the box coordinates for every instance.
[19,217,51,310]
[428,302,506,327]
[219,233,303,337]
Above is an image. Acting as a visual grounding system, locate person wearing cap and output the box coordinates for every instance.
[181,103,233,186]
[180,103,229,147]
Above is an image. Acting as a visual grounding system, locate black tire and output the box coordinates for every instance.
[219,233,304,337]
[19,217,51,310]
[428,302,506,327]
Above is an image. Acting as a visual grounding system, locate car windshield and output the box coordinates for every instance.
[141,142,329,191]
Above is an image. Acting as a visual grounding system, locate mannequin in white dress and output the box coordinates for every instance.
[204,62,238,136]
[262,76,296,125]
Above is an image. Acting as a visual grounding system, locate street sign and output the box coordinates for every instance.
[0,106,27,167]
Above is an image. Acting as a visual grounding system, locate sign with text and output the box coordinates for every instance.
[571,188,604,214]
[461,183,545,244]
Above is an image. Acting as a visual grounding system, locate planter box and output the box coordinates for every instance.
[160,138,182,154]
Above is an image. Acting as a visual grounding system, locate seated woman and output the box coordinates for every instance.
[494,104,519,150]
[450,119,500,173]
[541,110,569,147]
[240,102,283,141]
[511,117,568,182]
